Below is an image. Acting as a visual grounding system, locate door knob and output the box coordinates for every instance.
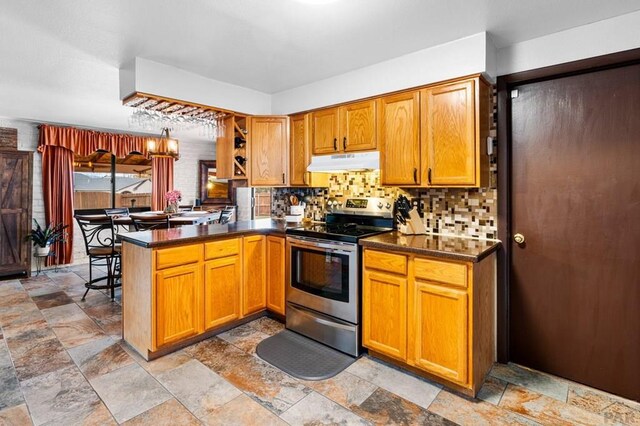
[513,233,525,244]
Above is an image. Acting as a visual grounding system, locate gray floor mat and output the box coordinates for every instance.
[256,330,356,381]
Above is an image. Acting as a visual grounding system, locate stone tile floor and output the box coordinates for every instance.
[0,265,638,425]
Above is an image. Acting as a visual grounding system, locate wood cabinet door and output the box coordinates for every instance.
[378,91,421,186]
[290,114,310,186]
[409,280,468,384]
[0,151,32,276]
[248,116,288,186]
[311,108,339,155]
[340,100,376,152]
[215,115,236,180]
[204,255,241,330]
[155,264,203,348]
[242,235,267,316]
[422,80,476,186]
[266,236,286,315]
[362,269,407,361]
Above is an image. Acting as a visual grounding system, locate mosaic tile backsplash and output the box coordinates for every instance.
[272,171,497,240]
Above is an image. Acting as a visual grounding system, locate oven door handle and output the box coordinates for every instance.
[288,239,356,254]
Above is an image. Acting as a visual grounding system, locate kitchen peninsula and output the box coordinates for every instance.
[119,219,289,361]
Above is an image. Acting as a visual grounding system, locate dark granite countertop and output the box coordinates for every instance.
[359,231,501,263]
[119,218,289,248]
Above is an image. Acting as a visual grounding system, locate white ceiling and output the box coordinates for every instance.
[1,0,639,139]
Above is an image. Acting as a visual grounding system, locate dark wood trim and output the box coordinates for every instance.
[496,47,640,364]
[198,160,243,207]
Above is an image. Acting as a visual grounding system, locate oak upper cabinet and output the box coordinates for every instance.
[378,91,421,186]
[203,238,242,330]
[155,262,203,348]
[266,235,286,315]
[421,77,490,187]
[340,100,376,152]
[409,281,468,384]
[362,250,408,361]
[248,116,289,187]
[311,108,339,155]
[290,114,329,188]
[242,235,267,315]
[311,102,376,155]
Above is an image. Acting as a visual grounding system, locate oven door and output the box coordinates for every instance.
[286,236,358,324]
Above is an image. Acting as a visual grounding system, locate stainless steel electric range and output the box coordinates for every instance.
[285,197,394,356]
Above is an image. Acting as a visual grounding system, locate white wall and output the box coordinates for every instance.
[497,10,640,76]
[122,58,272,115]
[271,32,491,114]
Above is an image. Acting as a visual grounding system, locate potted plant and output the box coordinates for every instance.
[25,219,68,256]
[164,190,182,214]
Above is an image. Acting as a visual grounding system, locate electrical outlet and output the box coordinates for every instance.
[410,197,424,217]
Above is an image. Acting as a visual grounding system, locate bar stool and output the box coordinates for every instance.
[130,213,170,231]
[219,209,234,224]
[75,215,121,300]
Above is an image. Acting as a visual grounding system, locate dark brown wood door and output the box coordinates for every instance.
[0,150,33,276]
[510,63,640,400]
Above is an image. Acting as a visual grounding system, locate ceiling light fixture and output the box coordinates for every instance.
[147,128,180,160]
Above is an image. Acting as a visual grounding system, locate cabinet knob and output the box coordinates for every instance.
[513,233,526,244]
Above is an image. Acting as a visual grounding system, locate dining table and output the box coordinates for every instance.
[77,210,221,227]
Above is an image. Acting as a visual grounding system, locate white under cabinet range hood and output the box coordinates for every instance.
[307,151,380,172]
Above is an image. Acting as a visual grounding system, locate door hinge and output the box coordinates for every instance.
[510,89,519,99]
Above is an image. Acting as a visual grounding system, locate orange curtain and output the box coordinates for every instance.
[38,124,169,157]
[38,124,177,263]
[40,145,74,265]
[151,157,174,211]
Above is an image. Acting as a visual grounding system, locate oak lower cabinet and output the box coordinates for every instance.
[362,248,496,396]
[204,238,242,330]
[362,269,407,361]
[409,281,468,384]
[242,235,267,315]
[155,262,204,348]
[266,236,286,315]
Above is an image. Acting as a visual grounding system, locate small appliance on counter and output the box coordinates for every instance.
[395,195,427,235]
[285,194,305,223]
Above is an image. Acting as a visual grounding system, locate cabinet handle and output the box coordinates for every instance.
[282,173,285,184]
[428,168,432,184]
[303,172,307,186]
[413,168,418,184]
[343,137,347,150]
[333,138,337,151]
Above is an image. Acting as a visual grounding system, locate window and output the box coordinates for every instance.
[73,151,152,211]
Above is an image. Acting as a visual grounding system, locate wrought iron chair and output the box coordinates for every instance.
[130,213,170,231]
[75,215,121,300]
[104,208,130,217]
[206,210,222,224]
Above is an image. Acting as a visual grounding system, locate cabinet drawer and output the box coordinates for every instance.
[205,238,240,260]
[364,250,407,275]
[414,258,467,288]
[155,245,202,270]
